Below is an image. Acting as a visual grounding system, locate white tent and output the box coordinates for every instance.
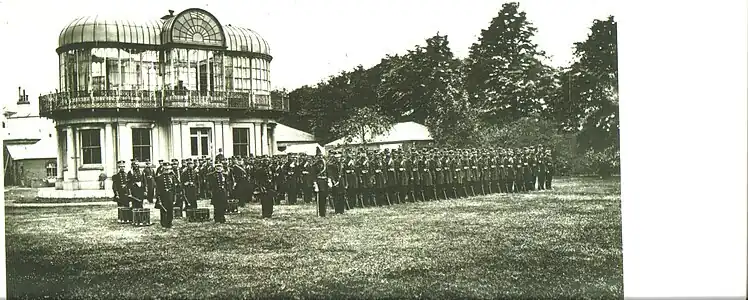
[278,143,325,156]
[325,121,433,148]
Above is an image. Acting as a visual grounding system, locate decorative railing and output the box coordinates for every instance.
[39,89,289,116]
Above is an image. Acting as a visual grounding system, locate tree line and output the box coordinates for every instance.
[273,2,619,176]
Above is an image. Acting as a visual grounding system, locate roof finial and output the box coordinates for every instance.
[169,9,174,16]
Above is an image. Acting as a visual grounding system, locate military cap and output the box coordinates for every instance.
[158,159,164,163]
[117,160,126,166]
[144,159,151,163]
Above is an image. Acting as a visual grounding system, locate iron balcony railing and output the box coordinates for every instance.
[38,90,290,116]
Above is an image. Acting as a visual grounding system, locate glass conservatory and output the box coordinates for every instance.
[40,8,287,190]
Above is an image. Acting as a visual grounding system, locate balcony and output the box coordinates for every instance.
[39,90,290,117]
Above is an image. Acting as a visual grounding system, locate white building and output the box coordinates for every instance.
[325,121,434,151]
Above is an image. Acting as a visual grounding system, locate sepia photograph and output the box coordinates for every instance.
[3,0,625,298]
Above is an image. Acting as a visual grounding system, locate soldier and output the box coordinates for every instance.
[209,162,229,223]
[112,160,130,207]
[328,151,346,214]
[435,152,446,199]
[544,149,554,190]
[396,151,410,202]
[422,153,435,200]
[127,159,147,208]
[442,151,454,199]
[170,159,186,216]
[410,153,422,201]
[143,159,156,203]
[452,152,465,198]
[314,151,329,217]
[230,157,248,207]
[284,154,299,205]
[359,152,375,207]
[182,159,199,209]
[301,154,315,203]
[344,151,360,208]
[385,150,399,204]
[257,157,275,218]
[155,162,179,228]
[273,157,286,205]
[373,153,388,205]
[155,159,165,177]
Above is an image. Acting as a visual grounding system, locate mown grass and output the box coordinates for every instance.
[5,177,622,299]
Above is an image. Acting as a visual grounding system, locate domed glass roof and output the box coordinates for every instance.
[57,9,271,57]
[58,16,163,49]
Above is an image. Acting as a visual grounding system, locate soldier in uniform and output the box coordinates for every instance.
[112,160,130,207]
[435,152,446,199]
[257,157,275,218]
[209,162,229,223]
[410,153,422,201]
[155,162,179,228]
[314,151,329,216]
[544,149,554,190]
[284,154,299,205]
[343,151,360,208]
[182,159,199,209]
[144,159,156,203]
[373,153,388,205]
[422,153,435,200]
[231,157,249,207]
[396,151,410,202]
[385,150,399,204]
[155,159,165,177]
[127,159,147,208]
[328,151,346,214]
[171,159,186,216]
[442,151,454,199]
[301,154,315,203]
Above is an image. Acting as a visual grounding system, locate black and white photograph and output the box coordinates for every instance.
[1,0,745,299]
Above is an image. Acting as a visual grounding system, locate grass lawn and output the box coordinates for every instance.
[5,177,622,299]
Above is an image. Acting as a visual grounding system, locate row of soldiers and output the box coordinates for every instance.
[111,144,555,225]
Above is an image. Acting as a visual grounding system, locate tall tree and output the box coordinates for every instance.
[552,16,619,151]
[465,2,553,124]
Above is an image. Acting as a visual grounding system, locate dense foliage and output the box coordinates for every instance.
[277,3,619,175]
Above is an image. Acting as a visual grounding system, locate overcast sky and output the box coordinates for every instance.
[0,0,616,108]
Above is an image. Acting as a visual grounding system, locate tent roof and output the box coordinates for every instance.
[279,143,325,156]
[325,121,433,147]
[275,123,315,142]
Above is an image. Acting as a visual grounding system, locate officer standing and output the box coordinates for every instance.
[127,159,146,208]
[209,163,229,223]
[284,154,298,205]
[155,163,179,228]
[328,151,345,214]
[144,159,156,203]
[182,159,199,209]
[257,157,275,218]
[344,152,359,208]
[112,160,130,207]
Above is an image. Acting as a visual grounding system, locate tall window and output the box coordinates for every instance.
[80,129,102,164]
[132,128,152,161]
[46,161,57,177]
[233,128,250,157]
[190,128,211,157]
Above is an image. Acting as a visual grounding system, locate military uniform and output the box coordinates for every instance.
[328,153,346,214]
[112,161,130,207]
[209,163,229,223]
[143,159,156,202]
[127,160,146,208]
[155,163,179,228]
[182,159,199,209]
[344,155,359,208]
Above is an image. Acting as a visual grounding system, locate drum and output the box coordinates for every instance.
[227,199,239,214]
[185,208,200,222]
[196,208,210,222]
[173,206,182,218]
[117,207,132,224]
[132,208,151,226]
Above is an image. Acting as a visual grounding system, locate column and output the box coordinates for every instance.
[260,122,268,155]
[151,123,160,163]
[212,122,221,157]
[100,127,108,174]
[268,123,277,156]
[104,123,114,177]
[253,123,261,155]
[180,122,189,159]
[56,128,64,182]
[222,122,232,157]
[248,122,256,156]
[66,126,76,180]
[170,122,179,159]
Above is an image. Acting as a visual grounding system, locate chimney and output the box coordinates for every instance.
[17,88,30,105]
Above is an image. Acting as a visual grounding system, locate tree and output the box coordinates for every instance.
[331,106,394,146]
[552,16,619,152]
[465,2,554,124]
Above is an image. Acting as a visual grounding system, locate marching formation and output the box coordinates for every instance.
[112,145,555,228]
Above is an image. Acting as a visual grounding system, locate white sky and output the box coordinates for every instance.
[0,0,616,108]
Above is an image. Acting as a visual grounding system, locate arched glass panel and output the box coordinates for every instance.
[170,10,223,47]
